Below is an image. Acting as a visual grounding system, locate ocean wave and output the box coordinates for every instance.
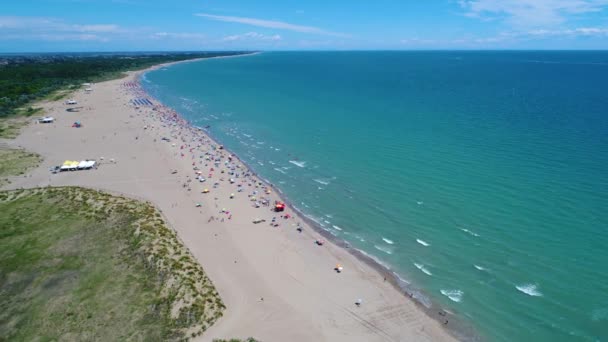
[591,308,608,322]
[274,168,287,174]
[516,284,543,297]
[416,239,430,247]
[473,264,487,271]
[374,245,393,255]
[332,225,343,231]
[289,160,306,168]
[382,237,394,245]
[440,289,463,303]
[314,179,330,185]
[414,263,433,276]
[460,228,480,237]
[417,201,424,205]
[357,249,391,269]
[354,235,365,242]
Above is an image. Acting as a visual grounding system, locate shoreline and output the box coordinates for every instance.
[139,56,476,341]
[4,53,465,341]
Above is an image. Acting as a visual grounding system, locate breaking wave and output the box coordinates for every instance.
[516,284,543,297]
[441,289,464,302]
[414,263,432,276]
[289,160,306,168]
[416,239,430,247]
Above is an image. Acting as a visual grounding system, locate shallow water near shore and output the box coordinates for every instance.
[143,51,608,341]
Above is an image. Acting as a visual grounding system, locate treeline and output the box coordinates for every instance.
[0,52,249,117]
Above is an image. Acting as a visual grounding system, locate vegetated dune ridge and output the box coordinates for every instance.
[0,186,223,341]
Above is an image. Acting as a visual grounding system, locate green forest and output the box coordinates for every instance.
[0,52,247,117]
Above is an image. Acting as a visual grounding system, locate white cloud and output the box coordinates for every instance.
[152,32,206,40]
[0,16,120,42]
[452,26,608,46]
[76,24,120,33]
[400,38,437,44]
[525,27,608,36]
[222,32,281,42]
[195,13,348,37]
[459,0,608,26]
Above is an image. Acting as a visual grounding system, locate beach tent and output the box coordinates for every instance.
[60,160,72,171]
[77,160,96,169]
[60,160,79,171]
[38,117,55,123]
[274,201,286,212]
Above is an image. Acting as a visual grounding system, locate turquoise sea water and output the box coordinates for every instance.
[143,52,608,341]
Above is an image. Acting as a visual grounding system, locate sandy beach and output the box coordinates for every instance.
[2,61,458,342]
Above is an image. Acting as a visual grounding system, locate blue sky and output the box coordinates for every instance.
[1,0,608,52]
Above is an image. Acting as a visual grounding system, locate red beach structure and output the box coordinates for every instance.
[274,201,285,212]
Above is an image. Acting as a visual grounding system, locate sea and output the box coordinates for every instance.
[142,51,608,342]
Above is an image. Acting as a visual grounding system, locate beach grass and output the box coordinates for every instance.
[0,187,224,341]
[0,106,43,139]
[0,147,42,186]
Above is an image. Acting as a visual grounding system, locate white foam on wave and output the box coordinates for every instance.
[416,239,430,247]
[473,264,487,271]
[289,160,306,168]
[374,245,393,255]
[314,179,330,185]
[382,238,394,245]
[274,168,287,175]
[414,263,433,276]
[417,201,424,205]
[332,225,342,231]
[516,284,543,297]
[591,308,608,322]
[460,228,480,237]
[357,249,391,269]
[440,289,464,303]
